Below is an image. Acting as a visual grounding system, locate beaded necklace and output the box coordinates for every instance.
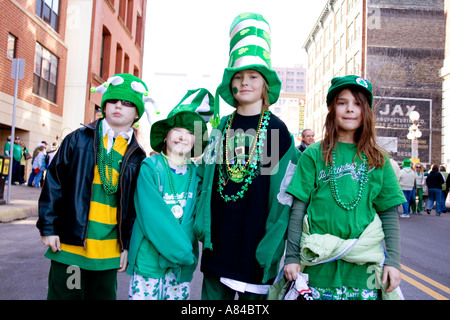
[216,110,270,202]
[327,147,369,210]
[97,122,120,195]
[162,154,193,223]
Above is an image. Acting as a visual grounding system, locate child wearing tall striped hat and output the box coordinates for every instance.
[194,13,300,300]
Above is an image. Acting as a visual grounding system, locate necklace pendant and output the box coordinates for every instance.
[229,170,245,183]
[171,205,184,219]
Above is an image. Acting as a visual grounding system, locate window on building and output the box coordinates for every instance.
[115,43,123,74]
[36,0,60,32]
[100,26,112,79]
[124,53,130,74]
[7,33,17,59]
[33,42,58,103]
[136,13,143,48]
[126,0,133,32]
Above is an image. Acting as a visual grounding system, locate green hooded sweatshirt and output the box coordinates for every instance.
[127,154,199,283]
[193,115,301,284]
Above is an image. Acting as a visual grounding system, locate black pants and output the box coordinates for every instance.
[47,261,118,300]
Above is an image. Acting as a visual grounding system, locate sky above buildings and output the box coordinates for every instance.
[142,0,328,119]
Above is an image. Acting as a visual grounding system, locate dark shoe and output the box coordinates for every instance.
[426,209,431,215]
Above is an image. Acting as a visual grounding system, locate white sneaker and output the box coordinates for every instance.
[400,214,410,218]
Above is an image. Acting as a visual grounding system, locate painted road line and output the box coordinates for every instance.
[401,264,450,295]
[400,265,449,300]
[401,273,448,300]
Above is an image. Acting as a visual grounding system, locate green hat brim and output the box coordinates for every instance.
[326,76,373,108]
[218,65,281,107]
[150,111,207,156]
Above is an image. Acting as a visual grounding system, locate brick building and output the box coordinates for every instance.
[440,0,450,168]
[303,0,445,165]
[1,0,68,158]
[64,0,147,132]
[1,0,147,179]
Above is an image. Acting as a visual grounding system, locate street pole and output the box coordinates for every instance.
[7,58,25,204]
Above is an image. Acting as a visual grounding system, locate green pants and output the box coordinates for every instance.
[47,260,117,300]
[201,274,267,300]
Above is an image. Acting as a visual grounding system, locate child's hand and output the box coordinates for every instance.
[41,235,61,253]
[284,263,301,281]
[118,250,128,273]
[382,265,401,293]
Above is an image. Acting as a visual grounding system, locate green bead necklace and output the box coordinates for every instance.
[162,153,193,223]
[97,122,120,195]
[216,110,270,202]
[327,148,369,211]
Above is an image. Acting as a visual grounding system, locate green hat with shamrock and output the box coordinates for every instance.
[150,88,214,156]
[211,12,281,127]
[326,75,373,108]
[90,73,157,121]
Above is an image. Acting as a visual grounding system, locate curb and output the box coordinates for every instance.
[0,200,38,223]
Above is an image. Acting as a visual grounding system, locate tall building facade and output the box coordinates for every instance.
[65,0,147,131]
[272,65,307,144]
[440,0,450,168]
[1,0,68,157]
[303,0,445,165]
[273,65,307,93]
[1,0,147,178]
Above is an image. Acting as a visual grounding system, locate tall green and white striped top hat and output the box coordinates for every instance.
[216,12,281,112]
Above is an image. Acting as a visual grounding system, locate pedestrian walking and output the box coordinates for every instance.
[398,159,417,218]
[426,164,445,216]
[194,13,300,300]
[28,141,47,187]
[11,136,25,184]
[31,145,46,188]
[439,166,448,213]
[284,75,405,300]
[298,129,315,152]
[20,142,30,183]
[411,163,425,214]
[127,88,213,300]
[37,73,148,300]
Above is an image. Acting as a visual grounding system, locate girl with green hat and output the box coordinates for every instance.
[283,75,406,300]
[194,13,300,300]
[127,88,213,300]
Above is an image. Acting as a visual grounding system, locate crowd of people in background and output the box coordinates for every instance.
[2,136,58,188]
[396,159,449,218]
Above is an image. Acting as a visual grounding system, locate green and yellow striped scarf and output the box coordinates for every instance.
[45,134,128,271]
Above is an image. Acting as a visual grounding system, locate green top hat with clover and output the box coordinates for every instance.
[211,12,282,127]
[150,88,214,156]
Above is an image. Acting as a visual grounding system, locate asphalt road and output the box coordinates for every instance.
[0,212,449,300]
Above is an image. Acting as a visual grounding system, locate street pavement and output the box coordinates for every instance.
[0,183,449,300]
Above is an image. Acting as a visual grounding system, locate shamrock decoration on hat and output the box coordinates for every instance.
[210,12,282,128]
[150,88,214,156]
[326,75,374,108]
[90,73,158,123]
